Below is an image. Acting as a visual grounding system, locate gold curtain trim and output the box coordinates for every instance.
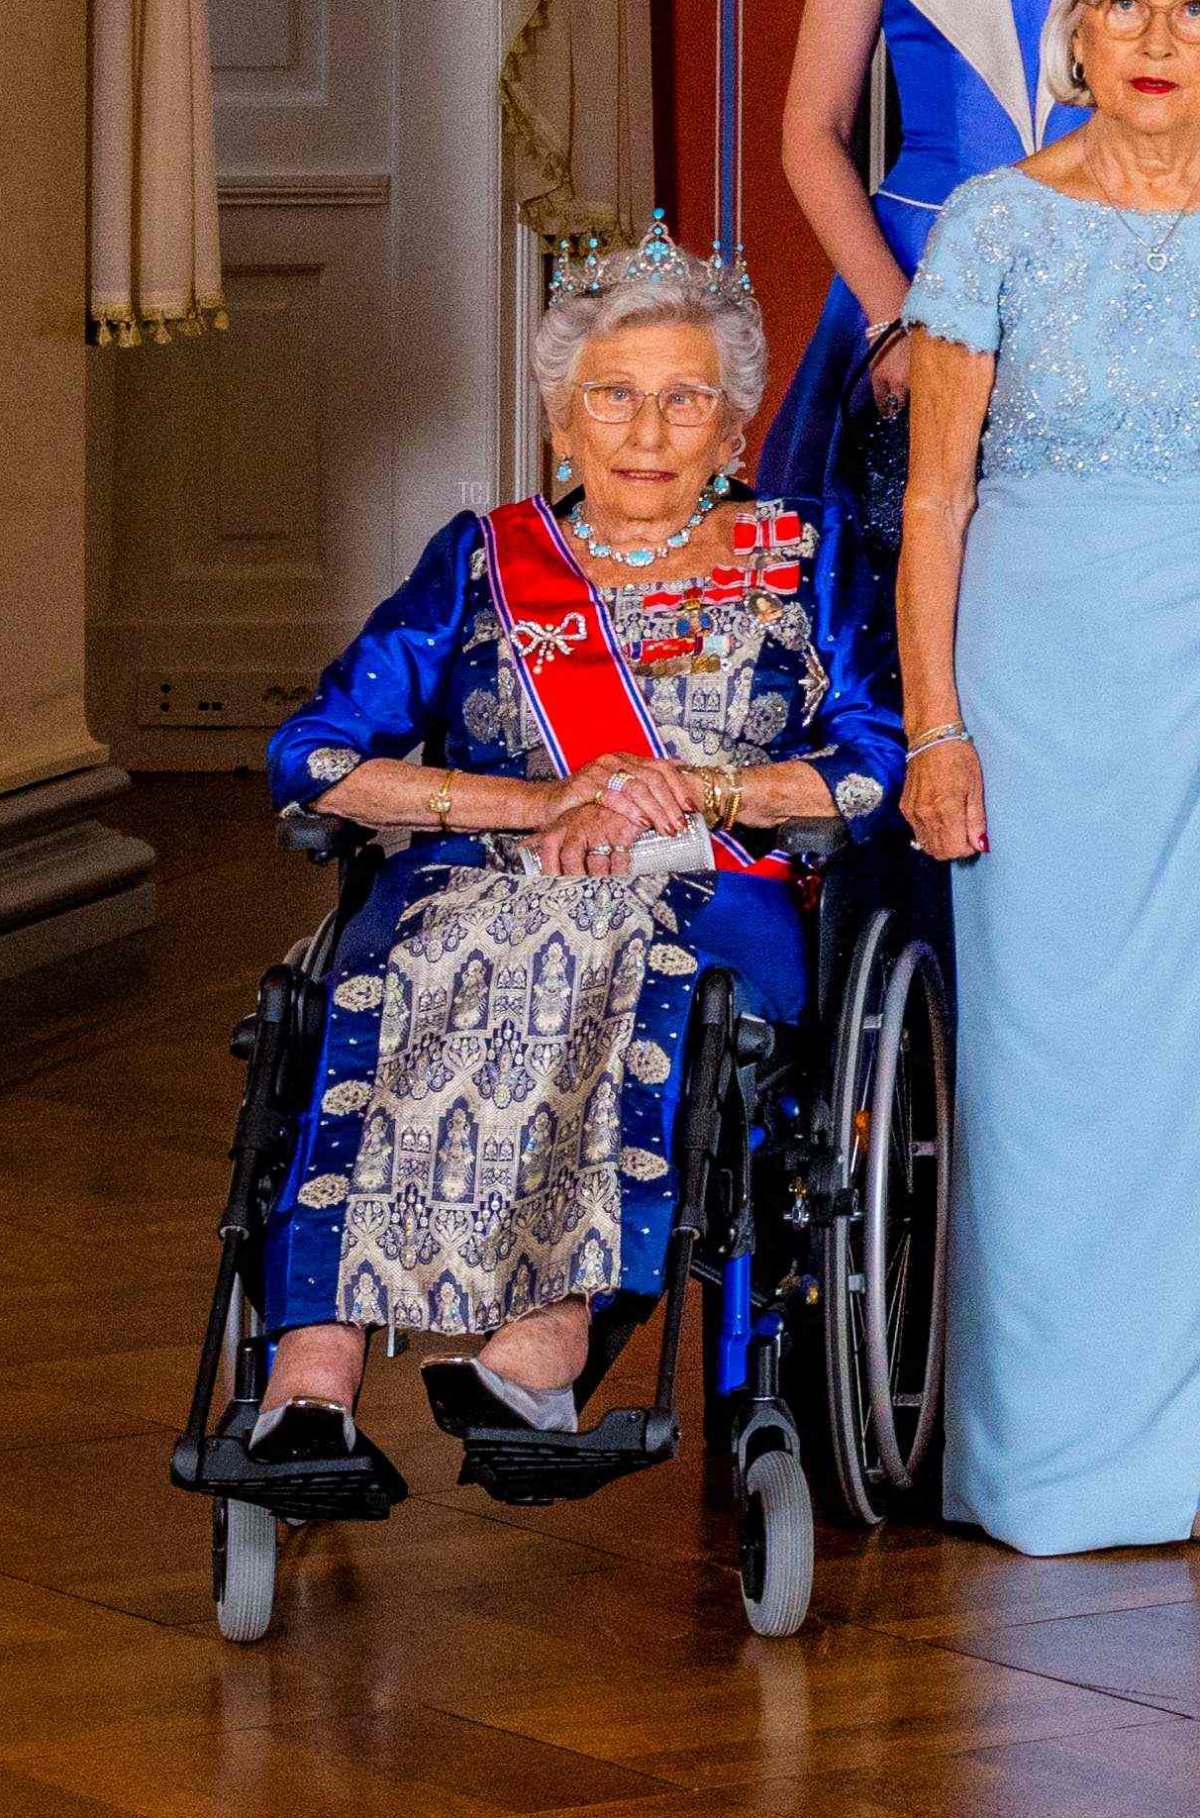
[500,0,637,246]
[90,295,229,348]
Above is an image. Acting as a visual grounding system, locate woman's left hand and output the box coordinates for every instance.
[524,802,635,877]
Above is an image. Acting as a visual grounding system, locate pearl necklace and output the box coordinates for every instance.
[568,475,728,568]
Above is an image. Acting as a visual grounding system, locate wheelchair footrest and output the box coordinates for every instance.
[458,1406,679,1506]
[171,1401,408,1523]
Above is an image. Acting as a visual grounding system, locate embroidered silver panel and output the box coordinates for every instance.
[305,746,361,784]
[835,772,885,819]
[337,868,666,1334]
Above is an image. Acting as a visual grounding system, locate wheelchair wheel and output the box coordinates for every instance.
[213,1495,277,1643]
[824,911,951,1523]
[864,940,951,1492]
[739,1449,814,1638]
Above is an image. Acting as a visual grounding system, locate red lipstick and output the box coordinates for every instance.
[1131,78,1178,94]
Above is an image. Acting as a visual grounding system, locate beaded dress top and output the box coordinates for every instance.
[902,166,1200,482]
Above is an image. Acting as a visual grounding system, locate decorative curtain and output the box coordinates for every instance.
[501,0,655,246]
[89,0,227,346]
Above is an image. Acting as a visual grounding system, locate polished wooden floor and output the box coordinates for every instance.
[3,774,1200,1816]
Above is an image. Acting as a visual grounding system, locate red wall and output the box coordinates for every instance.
[661,0,831,474]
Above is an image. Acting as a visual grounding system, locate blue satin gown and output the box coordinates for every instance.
[759,0,1078,497]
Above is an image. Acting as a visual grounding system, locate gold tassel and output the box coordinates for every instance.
[95,318,112,347]
[116,320,134,349]
[212,306,230,331]
[128,319,142,347]
[151,318,171,345]
[178,311,204,338]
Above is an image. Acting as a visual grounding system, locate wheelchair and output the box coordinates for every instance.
[172,808,952,1644]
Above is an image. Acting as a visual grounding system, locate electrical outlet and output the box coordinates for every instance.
[137,671,315,730]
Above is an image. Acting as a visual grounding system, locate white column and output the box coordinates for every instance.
[0,2,154,980]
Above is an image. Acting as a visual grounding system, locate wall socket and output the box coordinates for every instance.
[137,670,316,730]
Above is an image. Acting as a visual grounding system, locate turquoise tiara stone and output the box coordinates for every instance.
[548,213,757,314]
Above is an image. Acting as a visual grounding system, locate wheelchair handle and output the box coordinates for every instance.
[278,807,847,865]
[277,810,375,864]
[777,816,849,860]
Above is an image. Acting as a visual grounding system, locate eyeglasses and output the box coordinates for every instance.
[1086,0,1200,43]
[577,381,726,427]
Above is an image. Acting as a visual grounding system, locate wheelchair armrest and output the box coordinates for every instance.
[776,816,849,861]
[276,811,376,864]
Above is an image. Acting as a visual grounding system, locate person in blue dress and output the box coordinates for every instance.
[249,222,903,1458]
[899,0,1200,1555]
[760,0,1078,497]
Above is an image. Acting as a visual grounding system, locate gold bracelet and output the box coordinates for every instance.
[428,768,454,830]
[699,766,721,830]
[719,767,743,831]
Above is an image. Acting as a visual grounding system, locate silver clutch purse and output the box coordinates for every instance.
[514,813,714,878]
[625,812,715,877]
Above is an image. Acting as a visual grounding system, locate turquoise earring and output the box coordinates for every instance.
[555,456,574,483]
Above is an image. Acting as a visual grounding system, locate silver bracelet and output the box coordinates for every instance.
[865,317,905,344]
[905,730,974,766]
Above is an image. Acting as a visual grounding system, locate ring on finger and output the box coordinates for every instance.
[909,838,924,852]
[590,842,613,857]
[606,771,632,794]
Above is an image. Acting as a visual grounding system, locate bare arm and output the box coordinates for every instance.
[782,0,908,326]
[896,330,994,859]
[313,753,692,837]
[732,761,835,826]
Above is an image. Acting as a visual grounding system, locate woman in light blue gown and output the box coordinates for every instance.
[899,0,1200,1555]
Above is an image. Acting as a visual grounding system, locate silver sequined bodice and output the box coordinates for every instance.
[903,166,1200,482]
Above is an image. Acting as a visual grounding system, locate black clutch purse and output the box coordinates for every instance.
[839,319,910,561]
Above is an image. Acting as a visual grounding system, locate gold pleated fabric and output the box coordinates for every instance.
[89,0,226,346]
[501,0,655,244]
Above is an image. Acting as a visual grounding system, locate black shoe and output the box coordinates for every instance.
[247,1398,356,1463]
[421,1358,578,1438]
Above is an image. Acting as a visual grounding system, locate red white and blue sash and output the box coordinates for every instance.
[480,495,793,880]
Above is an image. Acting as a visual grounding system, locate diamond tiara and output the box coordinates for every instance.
[548,208,757,313]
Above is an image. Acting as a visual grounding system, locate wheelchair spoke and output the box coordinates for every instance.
[887,1230,913,1396]
[891,1037,915,1196]
[848,1279,875,1469]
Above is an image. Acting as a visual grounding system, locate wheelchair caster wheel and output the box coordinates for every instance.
[739,1450,814,1638]
[213,1496,277,1643]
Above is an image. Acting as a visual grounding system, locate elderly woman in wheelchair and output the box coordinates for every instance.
[175,219,950,1640]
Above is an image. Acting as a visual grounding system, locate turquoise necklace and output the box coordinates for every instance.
[568,474,728,568]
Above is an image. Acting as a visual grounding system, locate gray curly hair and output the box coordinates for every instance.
[1042,0,1095,107]
[533,249,767,430]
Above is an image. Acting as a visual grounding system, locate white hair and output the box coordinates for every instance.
[1042,0,1094,107]
[533,256,767,430]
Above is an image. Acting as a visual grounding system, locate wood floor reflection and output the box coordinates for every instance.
[2,774,1198,1816]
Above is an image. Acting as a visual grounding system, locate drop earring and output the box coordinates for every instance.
[714,432,746,493]
[555,456,574,483]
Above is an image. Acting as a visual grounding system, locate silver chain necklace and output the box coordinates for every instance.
[1085,155,1200,272]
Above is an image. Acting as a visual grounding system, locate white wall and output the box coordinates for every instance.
[89,0,505,770]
